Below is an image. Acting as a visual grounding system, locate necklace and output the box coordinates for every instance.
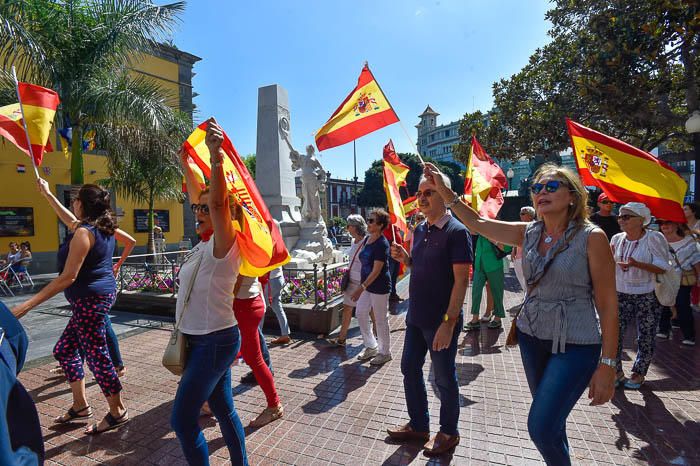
[543,228,564,244]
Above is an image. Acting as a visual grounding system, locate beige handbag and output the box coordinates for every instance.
[163,250,202,376]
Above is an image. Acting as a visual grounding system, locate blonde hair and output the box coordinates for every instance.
[531,163,589,225]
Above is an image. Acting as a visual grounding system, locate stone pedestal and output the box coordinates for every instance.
[255,84,301,249]
[288,221,334,267]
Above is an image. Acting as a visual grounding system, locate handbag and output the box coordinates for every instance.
[669,245,697,287]
[163,249,203,376]
[341,237,367,292]
[506,225,582,347]
[654,247,682,306]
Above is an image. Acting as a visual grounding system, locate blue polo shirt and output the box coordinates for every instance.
[408,213,472,330]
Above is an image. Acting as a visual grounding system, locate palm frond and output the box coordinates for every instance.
[0,0,51,81]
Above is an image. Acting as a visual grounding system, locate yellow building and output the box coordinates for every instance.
[0,44,200,273]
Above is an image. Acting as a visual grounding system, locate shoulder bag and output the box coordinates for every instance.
[670,245,697,287]
[341,237,367,292]
[655,247,682,306]
[163,249,203,376]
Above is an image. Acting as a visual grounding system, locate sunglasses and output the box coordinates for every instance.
[599,200,612,205]
[618,214,640,221]
[415,189,435,198]
[530,180,568,195]
[190,203,210,214]
[367,218,376,224]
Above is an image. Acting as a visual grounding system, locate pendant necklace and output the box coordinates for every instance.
[544,228,563,244]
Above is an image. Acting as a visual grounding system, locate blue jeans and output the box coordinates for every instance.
[388,258,399,295]
[171,327,248,466]
[267,276,289,336]
[517,329,600,466]
[401,320,462,435]
[105,315,123,368]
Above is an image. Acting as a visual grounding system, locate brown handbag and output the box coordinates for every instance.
[505,225,582,347]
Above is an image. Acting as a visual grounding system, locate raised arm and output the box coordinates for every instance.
[423,163,528,247]
[37,178,81,231]
[113,228,136,276]
[180,147,203,204]
[205,118,236,259]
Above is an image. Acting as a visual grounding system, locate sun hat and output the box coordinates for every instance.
[619,202,651,226]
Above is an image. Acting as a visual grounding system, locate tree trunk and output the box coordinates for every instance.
[70,124,84,185]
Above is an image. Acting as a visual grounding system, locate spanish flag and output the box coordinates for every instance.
[183,122,291,276]
[315,63,399,151]
[382,140,410,235]
[0,82,59,166]
[402,195,419,217]
[464,136,507,219]
[567,119,687,223]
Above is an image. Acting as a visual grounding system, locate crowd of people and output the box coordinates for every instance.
[4,118,698,465]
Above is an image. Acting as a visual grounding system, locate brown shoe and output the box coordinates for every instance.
[387,423,429,443]
[423,432,460,457]
[249,404,284,428]
[270,335,291,345]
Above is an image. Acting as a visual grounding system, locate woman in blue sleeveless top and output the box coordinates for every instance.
[12,181,128,435]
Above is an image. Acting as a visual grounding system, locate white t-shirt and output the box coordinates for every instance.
[235,275,260,299]
[176,238,241,335]
[611,230,670,295]
[347,237,366,282]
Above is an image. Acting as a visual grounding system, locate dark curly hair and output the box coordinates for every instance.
[77,184,117,235]
[370,208,391,230]
[684,203,700,219]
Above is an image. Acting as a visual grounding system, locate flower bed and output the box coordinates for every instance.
[282,265,347,305]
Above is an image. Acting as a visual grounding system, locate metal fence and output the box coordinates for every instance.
[113,249,349,308]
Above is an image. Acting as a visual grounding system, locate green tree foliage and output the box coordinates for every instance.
[0,0,185,184]
[98,111,190,255]
[358,153,464,208]
[243,154,256,179]
[457,0,698,160]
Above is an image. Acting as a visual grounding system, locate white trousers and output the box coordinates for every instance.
[356,291,391,356]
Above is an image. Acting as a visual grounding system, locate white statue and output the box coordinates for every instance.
[290,144,326,223]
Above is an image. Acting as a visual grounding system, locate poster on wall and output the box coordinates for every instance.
[134,209,170,233]
[0,207,34,237]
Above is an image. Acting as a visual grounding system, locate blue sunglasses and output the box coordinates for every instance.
[530,180,568,195]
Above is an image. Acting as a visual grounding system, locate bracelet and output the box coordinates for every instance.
[447,192,460,208]
[361,283,367,291]
[599,357,616,369]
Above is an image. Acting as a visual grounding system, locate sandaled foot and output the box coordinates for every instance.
[624,375,645,390]
[50,366,65,376]
[55,405,93,424]
[116,366,126,378]
[614,373,627,388]
[200,402,213,417]
[326,337,346,347]
[249,405,284,428]
[270,335,291,345]
[85,410,129,435]
[480,313,493,322]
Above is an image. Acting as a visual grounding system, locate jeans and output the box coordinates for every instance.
[266,275,289,336]
[171,327,248,466]
[517,329,600,466]
[105,315,123,368]
[659,285,695,341]
[388,258,399,295]
[401,320,462,435]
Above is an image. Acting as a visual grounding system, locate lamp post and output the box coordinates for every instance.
[506,167,515,193]
[686,111,700,202]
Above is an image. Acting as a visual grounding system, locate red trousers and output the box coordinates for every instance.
[233,295,280,407]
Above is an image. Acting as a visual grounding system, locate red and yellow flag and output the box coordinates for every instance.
[402,195,419,217]
[183,122,291,276]
[567,119,687,223]
[464,136,507,219]
[382,140,410,235]
[0,82,59,166]
[315,63,399,151]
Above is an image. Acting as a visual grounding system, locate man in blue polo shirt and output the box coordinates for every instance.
[389,173,471,457]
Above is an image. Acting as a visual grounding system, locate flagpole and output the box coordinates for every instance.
[11,66,40,178]
[353,139,358,213]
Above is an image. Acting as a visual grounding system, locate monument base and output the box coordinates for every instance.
[289,221,334,267]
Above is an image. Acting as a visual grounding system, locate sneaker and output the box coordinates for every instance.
[671,319,680,329]
[370,353,392,366]
[681,339,696,346]
[357,346,378,361]
[656,332,670,339]
[240,371,258,385]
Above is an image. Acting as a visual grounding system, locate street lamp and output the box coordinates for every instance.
[687,111,700,201]
[506,167,515,192]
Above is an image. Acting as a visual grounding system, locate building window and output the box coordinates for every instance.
[430,134,436,142]
[445,130,450,138]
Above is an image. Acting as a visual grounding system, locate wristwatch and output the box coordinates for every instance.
[447,192,460,208]
[442,313,454,323]
[599,357,616,369]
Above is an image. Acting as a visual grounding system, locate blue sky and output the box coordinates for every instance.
[173,0,553,180]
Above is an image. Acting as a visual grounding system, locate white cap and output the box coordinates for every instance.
[619,202,651,226]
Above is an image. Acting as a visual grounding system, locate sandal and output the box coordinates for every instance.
[249,405,284,428]
[487,319,502,329]
[55,406,93,424]
[614,373,627,388]
[326,337,346,347]
[623,375,644,390]
[85,411,129,435]
[480,312,493,322]
[465,320,481,331]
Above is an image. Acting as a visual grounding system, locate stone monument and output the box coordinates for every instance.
[255,85,301,250]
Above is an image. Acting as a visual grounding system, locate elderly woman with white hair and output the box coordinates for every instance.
[327,214,368,346]
[610,202,670,389]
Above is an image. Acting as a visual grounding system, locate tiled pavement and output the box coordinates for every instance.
[17,273,700,465]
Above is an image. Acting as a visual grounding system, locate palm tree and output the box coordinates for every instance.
[98,111,190,257]
[0,0,185,184]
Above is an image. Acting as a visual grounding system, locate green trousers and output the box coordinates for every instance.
[470,266,505,317]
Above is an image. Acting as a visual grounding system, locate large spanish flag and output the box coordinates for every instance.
[567,119,687,223]
[315,63,399,151]
[0,82,59,166]
[464,136,507,219]
[382,140,410,235]
[183,122,291,276]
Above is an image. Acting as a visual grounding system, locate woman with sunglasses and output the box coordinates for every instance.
[174,118,248,465]
[422,162,618,466]
[610,202,670,389]
[657,220,698,346]
[12,180,129,435]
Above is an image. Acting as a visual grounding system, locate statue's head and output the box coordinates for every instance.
[306,145,316,156]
